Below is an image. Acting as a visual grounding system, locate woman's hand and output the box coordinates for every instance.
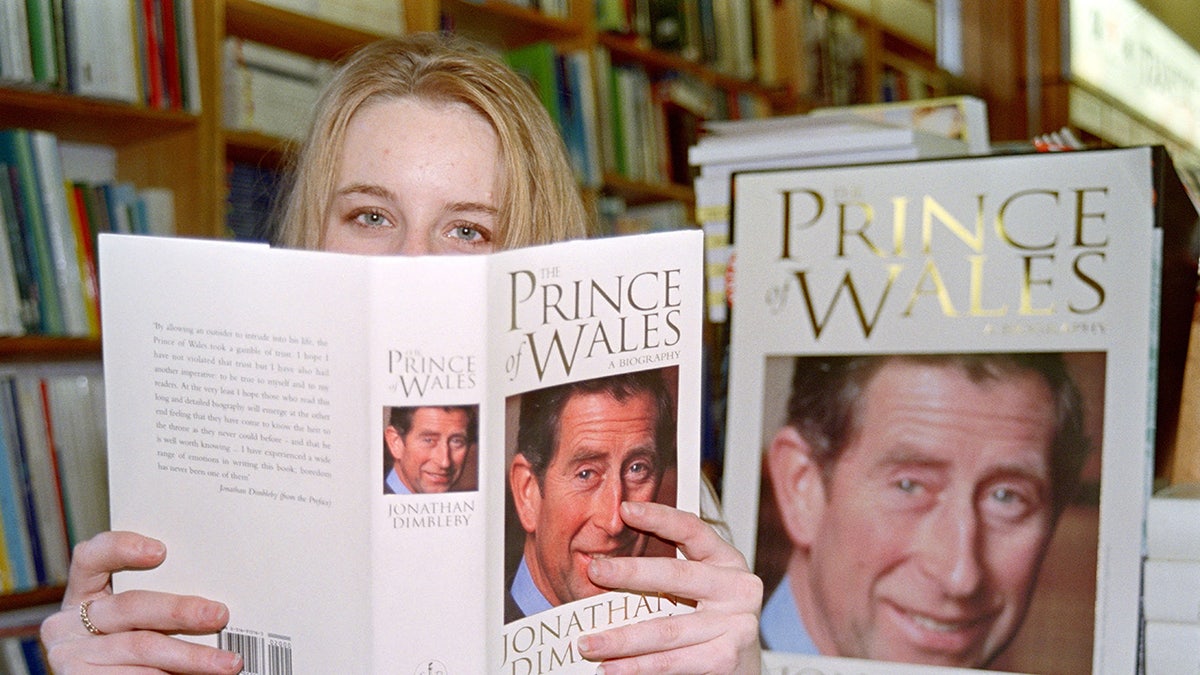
[39,531,243,674]
[577,501,763,674]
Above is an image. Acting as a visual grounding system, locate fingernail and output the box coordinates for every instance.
[577,635,593,654]
[621,501,644,517]
[589,558,614,582]
[216,650,242,672]
[141,538,166,557]
[203,601,230,625]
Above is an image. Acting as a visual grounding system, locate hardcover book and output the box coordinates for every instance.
[99,229,704,673]
[720,146,1198,674]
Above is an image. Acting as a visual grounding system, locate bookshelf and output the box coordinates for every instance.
[0,0,951,640]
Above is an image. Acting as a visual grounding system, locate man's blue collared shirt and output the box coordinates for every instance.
[385,468,412,495]
[761,573,820,654]
[510,556,553,617]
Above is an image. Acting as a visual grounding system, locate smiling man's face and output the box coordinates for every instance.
[518,390,664,606]
[792,360,1058,666]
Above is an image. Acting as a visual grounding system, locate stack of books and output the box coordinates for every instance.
[1143,484,1200,674]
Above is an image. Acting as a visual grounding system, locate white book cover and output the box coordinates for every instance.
[721,147,1197,674]
[1143,620,1200,674]
[808,96,992,155]
[688,115,922,166]
[1147,485,1200,561]
[100,229,703,673]
[1143,558,1200,623]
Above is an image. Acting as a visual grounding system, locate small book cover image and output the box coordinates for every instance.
[382,403,480,497]
[720,146,1199,675]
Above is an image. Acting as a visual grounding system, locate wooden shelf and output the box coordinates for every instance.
[0,337,103,363]
[603,173,694,206]
[441,0,585,48]
[224,0,388,61]
[224,128,295,168]
[0,586,63,614]
[0,87,195,146]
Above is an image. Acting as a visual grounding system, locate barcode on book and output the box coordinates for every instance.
[219,627,293,675]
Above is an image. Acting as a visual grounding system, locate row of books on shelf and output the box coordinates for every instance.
[0,0,201,113]
[223,36,335,143]
[0,369,108,595]
[597,0,757,81]
[596,0,941,106]
[504,39,767,192]
[1143,484,1200,674]
[0,127,175,338]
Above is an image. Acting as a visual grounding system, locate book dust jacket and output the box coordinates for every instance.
[491,230,703,674]
[100,229,704,673]
[721,147,1197,675]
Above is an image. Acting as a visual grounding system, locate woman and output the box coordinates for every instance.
[39,34,762,674]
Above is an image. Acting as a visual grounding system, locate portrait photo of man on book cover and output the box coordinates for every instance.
[502,367,680,623]
[382,404,480,495]
[753,351,1103,673]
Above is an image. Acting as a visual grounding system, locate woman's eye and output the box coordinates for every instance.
[353,210,391,228]
[448,224,490,243]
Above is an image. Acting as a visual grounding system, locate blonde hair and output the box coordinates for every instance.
[272,33,590,251]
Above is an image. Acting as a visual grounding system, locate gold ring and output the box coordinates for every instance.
[79,599,104,636]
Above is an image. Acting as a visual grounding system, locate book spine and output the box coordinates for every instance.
[135,0,162,107]
[0,378,37,591]
[174,0,202,112]
[24,0,58,85]
[67,182,100,333]
[28,130,89,336]
[157,0,182,109]
[0,0,35,82]
[0,166,27,334]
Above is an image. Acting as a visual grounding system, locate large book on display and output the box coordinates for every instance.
[720,147,1198,674]
[99,230,703,673]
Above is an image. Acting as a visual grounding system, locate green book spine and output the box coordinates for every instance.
[504,41,562,129]
[23,0,58,85]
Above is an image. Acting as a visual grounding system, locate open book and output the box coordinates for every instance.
[98,229,703,673]
[720,146,1198,674]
